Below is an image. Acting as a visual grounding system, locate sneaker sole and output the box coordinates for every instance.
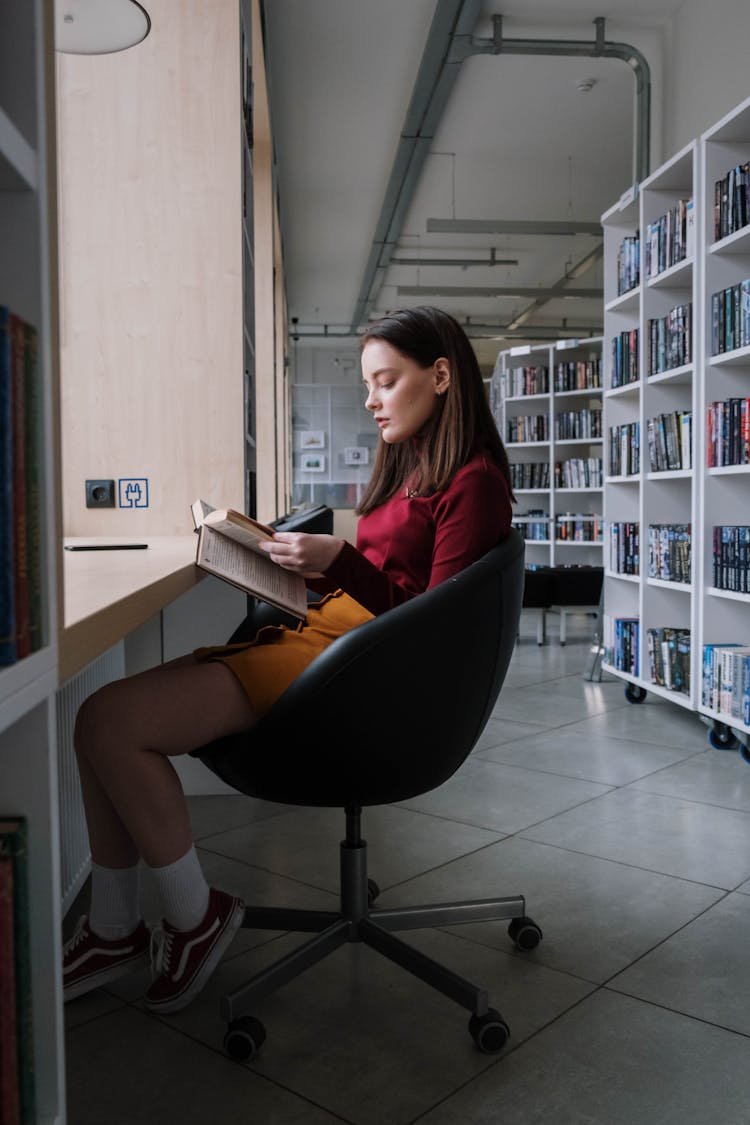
[144,899,246,1014]
[64,949,150,1003]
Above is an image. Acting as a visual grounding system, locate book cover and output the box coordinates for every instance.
[0,308,16,665]
[22,324,42,653]
[0,853,20,1125]
[10,314,30,661]
[0,819,34,1125]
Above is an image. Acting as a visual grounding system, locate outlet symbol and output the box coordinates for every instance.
[118,478,149,508]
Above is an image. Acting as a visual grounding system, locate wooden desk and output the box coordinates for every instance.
[60,536,202,682]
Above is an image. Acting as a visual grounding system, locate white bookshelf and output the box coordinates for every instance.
[602,115,750,754]
[0,2,66,1121]
[493,338,604,567]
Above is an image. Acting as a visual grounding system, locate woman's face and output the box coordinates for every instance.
[361,338,450,444]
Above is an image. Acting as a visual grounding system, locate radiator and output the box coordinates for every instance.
[56,644,125,914]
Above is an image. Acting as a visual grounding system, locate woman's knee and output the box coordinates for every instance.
[74,680,131,758]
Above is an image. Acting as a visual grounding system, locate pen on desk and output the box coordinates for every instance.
[64,544,149,551]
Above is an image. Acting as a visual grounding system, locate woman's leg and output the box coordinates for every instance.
[74,654,257,869]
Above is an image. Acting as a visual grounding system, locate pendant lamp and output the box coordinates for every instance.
[56,0,151,55]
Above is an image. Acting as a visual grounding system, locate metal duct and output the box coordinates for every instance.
[348,5,651,334]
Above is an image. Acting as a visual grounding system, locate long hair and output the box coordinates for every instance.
[356,306,514,515]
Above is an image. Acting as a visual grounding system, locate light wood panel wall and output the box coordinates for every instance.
[56,0,246,536]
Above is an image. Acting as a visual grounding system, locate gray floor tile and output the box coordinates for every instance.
[475,724,699,785]
[416,989,750,1125]
[150,926,592,1125]
[522,787,750,888]
[609,892,750,1035]
[379,836,722,983]
[473,715,548,751]
[629,748,750,812]
[398,756,611,834]
[65,1004,342,1124]
[491,680,621,726]
[561,695,709,751]
[199,803,503,893]
[64,988,127,1032]
[186,793,292,839]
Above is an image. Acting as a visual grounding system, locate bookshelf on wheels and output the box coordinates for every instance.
[602,103,750,760]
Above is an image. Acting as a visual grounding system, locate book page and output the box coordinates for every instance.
[197,525,306,619]
[203,514,270,555]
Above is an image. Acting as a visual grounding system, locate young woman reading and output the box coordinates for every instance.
[63,305,514,1012]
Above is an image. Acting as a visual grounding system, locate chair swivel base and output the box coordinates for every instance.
[219,808,543,1060]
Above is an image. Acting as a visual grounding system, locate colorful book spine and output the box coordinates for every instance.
[0,819,34,1125]
[0,307,16,666]
[22,325,42,653]
[10,315,30,660]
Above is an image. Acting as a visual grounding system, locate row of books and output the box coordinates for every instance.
[646,410,692,472]
[608,421,640,477]
[554,408,602,440]
[603,615,639,675]
[611,328,639,388]
[702,643,750,724]
[607,522,640,575]
[504,365,549,397]
[0,308,43,667]
[713,162,750,243]
[512,510,549,541]
[506,414,549,443]
[509,462,550,490]
[553,359,601,392]
[554,457,603,489]
[709,279,750,355]
[644,199,694,279]
[556,513,603,542]
[0,817,34,1125]
[712,525,750,593]
[647,302,692,375]
[706,397,750,467]
[646,626,691,695]
[647,524,691,584]
[616,232,640,296]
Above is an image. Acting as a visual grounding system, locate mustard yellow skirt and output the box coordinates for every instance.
[193,590,374,718]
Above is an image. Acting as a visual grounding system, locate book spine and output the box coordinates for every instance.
[10,315,30,660]
[23,325,42,653]
[0,308,16,665]
[0,854,21,1125]
[1,821,34,1125]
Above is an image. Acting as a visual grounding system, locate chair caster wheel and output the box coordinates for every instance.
[224,1016,266,1061]
[367,878,380,906]
[469,1008,510,1053]
[508,915,543,951]
[624,683,647,703]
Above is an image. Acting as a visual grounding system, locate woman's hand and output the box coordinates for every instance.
[259,532,345,578]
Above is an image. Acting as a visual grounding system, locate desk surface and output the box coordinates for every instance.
[60,535,201,682]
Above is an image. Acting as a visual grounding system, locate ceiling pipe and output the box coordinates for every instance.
[347,5,650,334]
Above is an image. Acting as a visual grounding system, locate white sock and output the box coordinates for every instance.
[89,862,141,940]
[149,846,210,932]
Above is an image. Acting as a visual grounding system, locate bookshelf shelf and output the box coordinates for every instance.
[605,286,640,313]
[0,649,57,739]
[647,256,693,289]
[605,570,640,583]
[607,380,641,398]
[646,578,693,592]
[0,103,38,190]
[708,344,750,368]
[708,223,750,255]
[646,469,692,480]
[707,587,750,603]
[706,464,750,476]
[647,363,693,385]
[605,474,640,484]
[492,338,604,570]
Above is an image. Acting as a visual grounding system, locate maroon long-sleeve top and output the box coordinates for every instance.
[312,451,512,616]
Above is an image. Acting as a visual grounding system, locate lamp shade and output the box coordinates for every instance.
[56,0,151,55]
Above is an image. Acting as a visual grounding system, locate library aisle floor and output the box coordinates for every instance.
[63,616,750,1125]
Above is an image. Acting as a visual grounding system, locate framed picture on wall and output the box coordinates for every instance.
[344,446,369,466]
[300,452,326,472]
[299,430,326,449]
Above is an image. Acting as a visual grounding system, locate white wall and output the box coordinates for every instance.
[664,0,750,156]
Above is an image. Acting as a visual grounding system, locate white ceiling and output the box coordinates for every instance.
[263,0,684,366]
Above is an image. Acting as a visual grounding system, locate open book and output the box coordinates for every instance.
[191,499,307,621]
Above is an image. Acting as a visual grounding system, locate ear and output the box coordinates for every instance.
[433,356,451,396]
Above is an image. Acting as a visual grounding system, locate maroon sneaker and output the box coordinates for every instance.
[63,916,150,1002]
[144,887,245,1014]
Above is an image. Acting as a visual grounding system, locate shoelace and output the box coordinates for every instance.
[150,924,173,980]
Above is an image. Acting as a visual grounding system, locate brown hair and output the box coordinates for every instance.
[356,306,514,515]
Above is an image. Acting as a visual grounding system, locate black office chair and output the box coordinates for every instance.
[194,528,541,1058]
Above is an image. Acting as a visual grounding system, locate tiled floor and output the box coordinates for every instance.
[63,617,750,1124]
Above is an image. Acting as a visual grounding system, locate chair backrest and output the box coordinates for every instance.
[196,529,525,807]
